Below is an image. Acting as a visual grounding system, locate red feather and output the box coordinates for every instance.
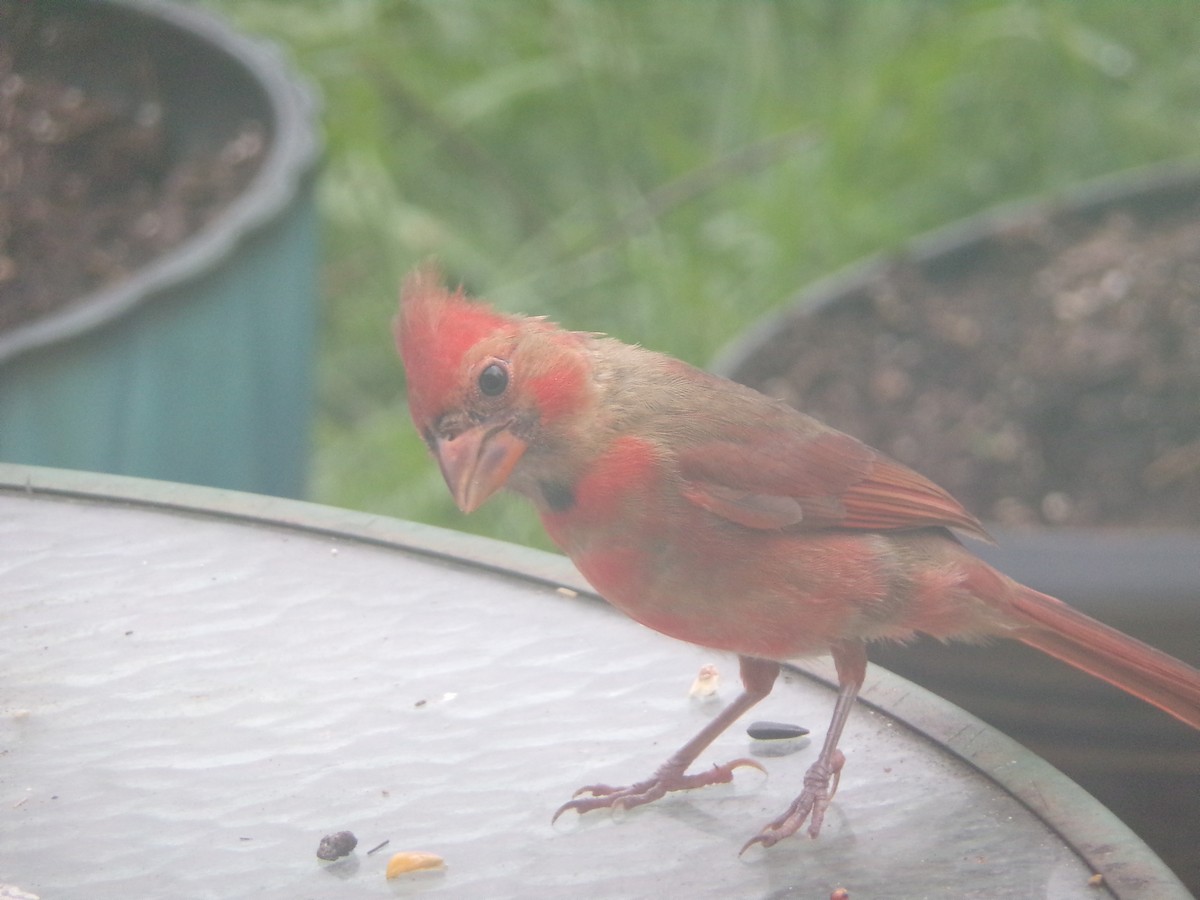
[394,267,517,428]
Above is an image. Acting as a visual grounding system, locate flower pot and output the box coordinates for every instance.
[713,162,1200,893]
[0,0,321,498]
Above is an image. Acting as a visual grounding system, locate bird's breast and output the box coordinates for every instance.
[536,436,913,659]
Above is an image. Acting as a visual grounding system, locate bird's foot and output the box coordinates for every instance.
[552,756,765,823]
[740,749,845,854]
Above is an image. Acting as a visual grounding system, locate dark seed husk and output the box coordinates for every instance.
[747,721,810,741]
[316,830,358,861]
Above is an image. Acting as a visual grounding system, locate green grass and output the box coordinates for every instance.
[205,0,1200,549]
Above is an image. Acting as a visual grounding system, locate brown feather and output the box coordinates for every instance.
[676,422,989,539]
[837,456,991,540]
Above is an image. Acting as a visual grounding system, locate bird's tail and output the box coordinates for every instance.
[1010,583,1200,730]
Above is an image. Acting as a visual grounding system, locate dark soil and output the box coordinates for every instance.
[0,0,265,333]
[732,187,1200,528]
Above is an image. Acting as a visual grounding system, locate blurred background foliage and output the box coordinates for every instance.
[202,0,1200,549]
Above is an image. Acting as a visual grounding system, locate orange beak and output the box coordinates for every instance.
[432,423,528,514]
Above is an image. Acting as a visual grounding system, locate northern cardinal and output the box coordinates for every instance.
[394,266,1200,852]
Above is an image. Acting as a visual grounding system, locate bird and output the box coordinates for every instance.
[393,265,1200,853]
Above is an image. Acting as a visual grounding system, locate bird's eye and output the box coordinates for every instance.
[477,362,509,397]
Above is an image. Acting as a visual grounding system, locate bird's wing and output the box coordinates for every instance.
[676,424,989,539]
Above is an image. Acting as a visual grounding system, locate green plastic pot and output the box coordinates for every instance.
[0,0,321,498]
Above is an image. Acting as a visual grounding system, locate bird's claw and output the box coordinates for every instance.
[739,750,845,855]
[552,757,765,824]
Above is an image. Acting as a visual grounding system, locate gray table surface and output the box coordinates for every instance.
[0,465,1189,899]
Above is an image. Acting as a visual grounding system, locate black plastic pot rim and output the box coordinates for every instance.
[0,0,322,367]
[711,159,1200,380]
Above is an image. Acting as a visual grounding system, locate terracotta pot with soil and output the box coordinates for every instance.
[715,162,1200,893]
[0,0,320,497]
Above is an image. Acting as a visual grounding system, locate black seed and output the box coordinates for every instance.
[316,830,358,861]
[747,721,810,741]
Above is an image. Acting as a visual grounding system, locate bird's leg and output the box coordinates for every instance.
[741,641,867,853]
[553,656,779,823]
